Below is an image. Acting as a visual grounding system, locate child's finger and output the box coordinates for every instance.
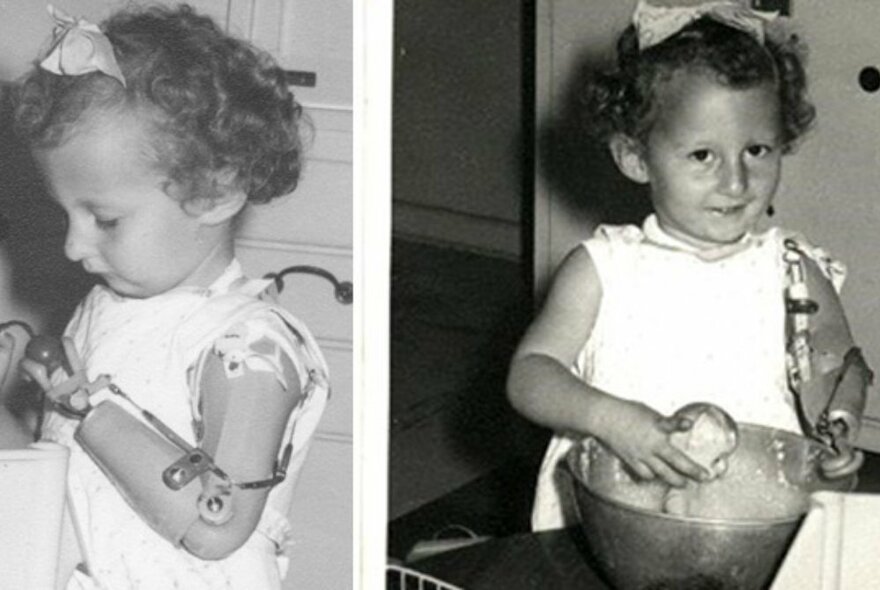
[0,333,13,361]
[0,324,30,351]
[626,458,655,481]
[646,456,687,488]
[0,331,14,351]
[660,446,710,482]
[657,414,692,433]
[20,358,51,391]
[0,335,14,396]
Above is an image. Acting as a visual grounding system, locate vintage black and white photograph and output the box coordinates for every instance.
[6,0,880,588]
[0,1,352,588]
[385,1,880,588]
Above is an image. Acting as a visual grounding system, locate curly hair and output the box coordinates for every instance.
[583,18,815,153]
[13,4,304,205]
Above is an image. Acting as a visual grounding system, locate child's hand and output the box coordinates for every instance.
[0,324,30,403]
[667,402,738,479]
[0,325,35,447]
[599,399,711,487]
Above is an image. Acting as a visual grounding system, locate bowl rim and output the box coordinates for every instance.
[564,425,854,528]
[567,460,805,527]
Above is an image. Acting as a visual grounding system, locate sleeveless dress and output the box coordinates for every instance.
[42,260,329,589]
[531,215,845,531]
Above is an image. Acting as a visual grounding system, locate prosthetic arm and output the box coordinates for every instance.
[24,336,305,555]
[783,238,873,478]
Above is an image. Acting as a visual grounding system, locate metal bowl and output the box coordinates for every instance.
[565,424,855,590]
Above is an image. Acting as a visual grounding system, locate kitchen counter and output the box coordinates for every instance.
[408,526,610,590]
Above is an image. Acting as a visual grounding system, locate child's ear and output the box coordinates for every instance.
[608,133,650,184]
[178,170,248,224]
[194,189,248,225]
[187,188,248,225]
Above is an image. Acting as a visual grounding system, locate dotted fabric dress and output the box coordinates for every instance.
[531,215,845,531]
[42,260,329,589]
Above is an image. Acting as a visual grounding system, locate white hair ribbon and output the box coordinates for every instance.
[634,0,778,51]
[39,5,126,87]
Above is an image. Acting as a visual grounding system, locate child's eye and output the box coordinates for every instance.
[95,217,119,230]
[746,144,773,158]
[689,149,714,163]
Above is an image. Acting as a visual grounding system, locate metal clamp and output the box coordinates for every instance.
[264,265,353,305]
[783,238,818,389]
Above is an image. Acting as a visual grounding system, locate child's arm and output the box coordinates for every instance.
[507,246,708,487]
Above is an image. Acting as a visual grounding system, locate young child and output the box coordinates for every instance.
[3,5,329,588]
[507,0,872,531]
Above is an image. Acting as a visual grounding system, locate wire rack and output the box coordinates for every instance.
[386,563,464,590]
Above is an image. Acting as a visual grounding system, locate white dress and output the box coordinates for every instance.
[42,260,330,589]
[531,215,845,531]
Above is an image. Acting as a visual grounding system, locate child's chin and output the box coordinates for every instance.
[715,233,747,245]
[102,278,151,299]
[701,227,749,246]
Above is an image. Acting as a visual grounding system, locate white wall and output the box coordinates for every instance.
[393,1,524,259]
[0,2,353,588]
[534,0,633,288]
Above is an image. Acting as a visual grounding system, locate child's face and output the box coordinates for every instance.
[37,118,229,298]
[638,71,783,249]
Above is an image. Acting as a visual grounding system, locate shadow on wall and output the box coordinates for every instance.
[436,54,659,475]
[537,52,652,227]
[444,287,545,467]
[0,84,95,334]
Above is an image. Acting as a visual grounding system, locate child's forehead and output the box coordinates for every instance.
[50,114,158,169]
[649,70,782,137]
[648,0,710,6]
[653,69,778,113]
[657,67,774,96]
[38,116,166,198]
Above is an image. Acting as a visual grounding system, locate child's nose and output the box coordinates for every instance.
[63,221,90,262]
[719,158,746,197]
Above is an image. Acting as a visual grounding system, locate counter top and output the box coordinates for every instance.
[408,527,610,589]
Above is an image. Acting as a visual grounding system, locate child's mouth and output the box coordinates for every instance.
[708,205,745,216]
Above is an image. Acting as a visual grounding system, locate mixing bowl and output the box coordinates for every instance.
[565,424,855,590]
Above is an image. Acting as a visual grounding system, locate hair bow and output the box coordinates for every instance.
[38,4,126,87]
[634,0,778,51]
